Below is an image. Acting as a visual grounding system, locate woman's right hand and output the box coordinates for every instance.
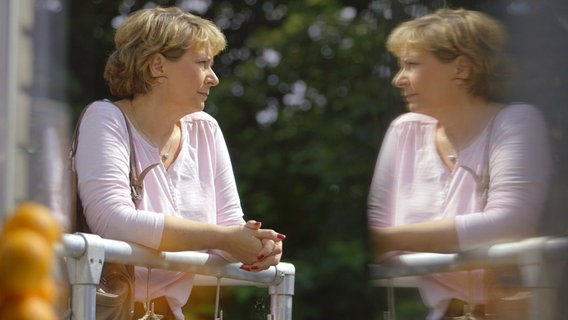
[224,222,285,265]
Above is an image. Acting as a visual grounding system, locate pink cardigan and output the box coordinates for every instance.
[76,100,245,319]
[368,104,551,319]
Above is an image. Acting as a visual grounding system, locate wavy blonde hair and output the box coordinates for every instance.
[104,6,227,98]
[386,8,510,100]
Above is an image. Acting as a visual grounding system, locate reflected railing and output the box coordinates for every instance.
[370,236,568,320]
[56,232,295,320]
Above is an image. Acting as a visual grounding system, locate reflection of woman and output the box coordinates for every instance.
[367,8,551,319]
[75,7,284,319]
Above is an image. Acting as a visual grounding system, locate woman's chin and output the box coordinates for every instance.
[406,103,418,112]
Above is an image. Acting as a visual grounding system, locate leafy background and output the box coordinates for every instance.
[66,0,568,319]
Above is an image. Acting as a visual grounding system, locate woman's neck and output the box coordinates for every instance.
[125,97,179,149]
[437,98,500,151]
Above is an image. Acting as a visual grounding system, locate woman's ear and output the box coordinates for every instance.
[149,53,166,79]
[454,55,471,81]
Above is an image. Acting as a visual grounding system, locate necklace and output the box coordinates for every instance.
[128,100,177,163]
[447,154,457,163]
[160,138,174,162]
[159,124,180,163]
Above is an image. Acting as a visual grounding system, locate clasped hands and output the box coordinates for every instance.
[227,220,285,272]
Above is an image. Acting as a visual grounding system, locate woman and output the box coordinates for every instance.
[75,7,285,319]
[367,8,551,320]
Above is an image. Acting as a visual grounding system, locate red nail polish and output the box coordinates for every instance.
[254,221,261,226]
[277,233,286,240]
[240,265,251,271]
[257,254,265,260]
[251,266,259,270]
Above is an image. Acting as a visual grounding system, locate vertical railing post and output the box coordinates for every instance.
[65,233,105,320]
[268,263,295,320]
[517,237,564,320]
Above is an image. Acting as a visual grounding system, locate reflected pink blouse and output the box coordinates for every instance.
[368,104,551,319]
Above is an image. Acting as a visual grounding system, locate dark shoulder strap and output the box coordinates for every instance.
[69,102,93,162]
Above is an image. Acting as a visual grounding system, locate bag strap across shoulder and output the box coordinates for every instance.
[70,99,158,202]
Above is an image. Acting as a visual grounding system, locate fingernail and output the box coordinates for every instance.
[277,233,286,240]
[251,266,259,270]
[240,265,251,271]
[257,254,265,260]
[254,221,261,226]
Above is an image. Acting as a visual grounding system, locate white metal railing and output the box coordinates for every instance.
[370,236,568,320]
[56,232,295,320]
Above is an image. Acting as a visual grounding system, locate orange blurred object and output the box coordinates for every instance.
[0,229,54,295]
[0,295,58,320]
[3,202,62,243]
[0,202,63,318]
[33,276,58,304]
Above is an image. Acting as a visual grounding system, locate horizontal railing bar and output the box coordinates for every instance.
[193,275,268,286]
[370,236,568,279]
[57,232,294,287]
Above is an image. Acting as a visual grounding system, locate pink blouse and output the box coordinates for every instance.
[368,104,551,318]
[76,100,245,319]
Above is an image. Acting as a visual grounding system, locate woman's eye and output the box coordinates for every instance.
[398,60,418,69]
[198,60,214,68]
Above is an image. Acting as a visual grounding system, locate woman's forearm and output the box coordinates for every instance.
[370,217,459,256]
[160,215,232,252]
[159,215,284,265]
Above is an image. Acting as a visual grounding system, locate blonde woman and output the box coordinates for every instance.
[75,7,284,319]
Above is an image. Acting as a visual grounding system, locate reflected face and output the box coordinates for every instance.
[392,49,456,117]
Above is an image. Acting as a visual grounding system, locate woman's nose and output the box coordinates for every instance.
[391,70,405,88]
[207,68,219,87]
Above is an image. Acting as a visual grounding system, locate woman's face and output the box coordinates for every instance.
[161,46,219,114]
[392,48,458,117]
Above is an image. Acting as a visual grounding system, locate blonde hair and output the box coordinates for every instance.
[386,8,510,99]
[104,6,227,98]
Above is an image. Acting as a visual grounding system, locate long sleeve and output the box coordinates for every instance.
[455,104,551,249]
[368,125,398,228]
[75,102,164,249]
[367,113,442,228]
[212,126,246,227]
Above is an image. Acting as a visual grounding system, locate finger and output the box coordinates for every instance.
[244,220,261,230]
[246,253,282,272]
[268,240,283,257]
[241,241,283,272]
[256,239,275,261]
[270,241,283,256]
[259,240,284,261]
[254,228,286,242]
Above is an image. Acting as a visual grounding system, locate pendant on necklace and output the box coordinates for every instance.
[161,153,169,162]
[447,154,457,163]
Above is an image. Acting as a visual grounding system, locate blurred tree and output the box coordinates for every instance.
[67,0,568,319]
